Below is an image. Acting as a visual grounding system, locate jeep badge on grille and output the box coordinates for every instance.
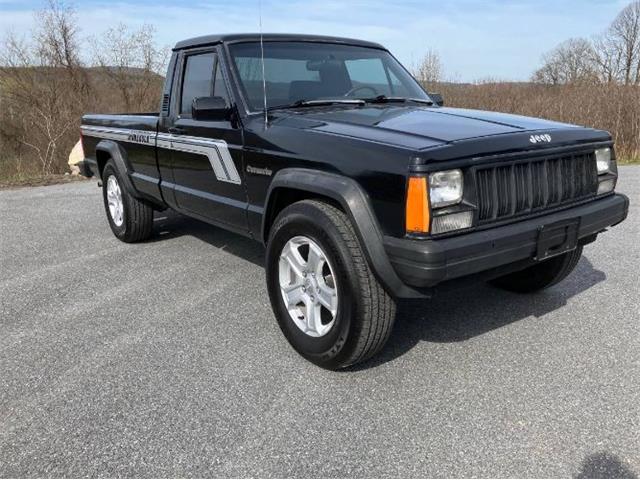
[530,134,552,144]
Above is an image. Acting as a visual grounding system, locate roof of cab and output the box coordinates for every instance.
[173,33,385,51]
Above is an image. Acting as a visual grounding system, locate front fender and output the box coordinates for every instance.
[263,168,422,298]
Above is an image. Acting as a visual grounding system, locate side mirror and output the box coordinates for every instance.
[192,96,231,121]
[429,92,444,107]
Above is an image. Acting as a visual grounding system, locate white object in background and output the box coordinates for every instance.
[68,140,84,175]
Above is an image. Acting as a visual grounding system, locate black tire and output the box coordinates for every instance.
[101,160,154,243]
[490,246,583,293]
[265,200,396,370]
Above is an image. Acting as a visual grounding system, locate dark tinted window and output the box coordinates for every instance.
[213,60,230,106]
[180,52,215,115]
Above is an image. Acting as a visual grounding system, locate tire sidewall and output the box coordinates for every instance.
[102,163,129,240]
[266,205,361,368]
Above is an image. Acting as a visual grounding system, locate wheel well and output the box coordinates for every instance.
[263,187,344,241]
[95,149,111,179]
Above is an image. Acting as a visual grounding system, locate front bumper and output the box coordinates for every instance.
[384,193,629,289]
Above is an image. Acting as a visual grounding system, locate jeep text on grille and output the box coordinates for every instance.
[78,34,629,369]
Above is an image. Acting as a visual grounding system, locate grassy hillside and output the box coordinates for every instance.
[428,81,640,163]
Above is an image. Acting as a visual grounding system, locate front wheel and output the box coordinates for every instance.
[265,200,396,370]
[490,246,583,293]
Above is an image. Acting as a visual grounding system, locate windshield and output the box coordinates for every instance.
[228,41,430,111]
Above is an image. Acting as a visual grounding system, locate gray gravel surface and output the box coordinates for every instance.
[1,167,639,478]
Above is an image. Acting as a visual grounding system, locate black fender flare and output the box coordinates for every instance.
[95,140,141,199]
[262,168,420,298]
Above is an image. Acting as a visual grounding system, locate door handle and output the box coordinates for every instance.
[168,127,186,135]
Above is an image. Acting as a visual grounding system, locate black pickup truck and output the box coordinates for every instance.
[80,33,629,369]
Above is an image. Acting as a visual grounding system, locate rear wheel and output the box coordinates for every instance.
[101,160,154,243]
[490,246,583,293]
[265,199,396,370]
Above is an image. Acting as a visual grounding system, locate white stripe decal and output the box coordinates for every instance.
[157,133,241,184]
[81,125,241,185]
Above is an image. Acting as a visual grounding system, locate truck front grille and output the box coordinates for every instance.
[475,152,598,223]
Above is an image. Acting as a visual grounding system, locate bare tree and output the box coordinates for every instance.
[592,31,625,84]
[608,1,640,84]
[0,4,169,180]
[36,0,80,68]
[532,38,598,85]
[413,49,443,88]
[90,24,168,111]
[0,0,89,175]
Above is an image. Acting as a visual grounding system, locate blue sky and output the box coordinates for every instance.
[0,0,631,81]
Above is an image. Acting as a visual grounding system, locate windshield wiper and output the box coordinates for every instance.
[363,95,433,105]
[268,98,365,111]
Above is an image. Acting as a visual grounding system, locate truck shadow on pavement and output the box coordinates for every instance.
[575,452,637,478]
[151,211,266,268]
[351,254,606,369]
[151,211,607,370]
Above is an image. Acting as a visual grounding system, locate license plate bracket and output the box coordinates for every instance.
[535,218,580,261]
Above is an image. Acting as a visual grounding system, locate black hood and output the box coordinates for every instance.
[273,105,582,150]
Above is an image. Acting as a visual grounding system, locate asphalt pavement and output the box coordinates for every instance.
[1,167,638,477]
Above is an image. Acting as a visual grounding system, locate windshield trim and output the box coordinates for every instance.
[226,40,431,116]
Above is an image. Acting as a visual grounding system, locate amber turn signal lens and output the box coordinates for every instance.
[406,176,430,233]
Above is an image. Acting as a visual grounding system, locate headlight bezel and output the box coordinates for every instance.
[428,169,464,209]
[595,146,618,196]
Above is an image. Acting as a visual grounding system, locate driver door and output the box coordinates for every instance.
[168,48,248,232]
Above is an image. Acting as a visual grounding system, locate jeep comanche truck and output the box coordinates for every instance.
[79,34,629,369]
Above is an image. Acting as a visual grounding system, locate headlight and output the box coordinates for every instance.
[595,148,611,174]
[429,169,463,208]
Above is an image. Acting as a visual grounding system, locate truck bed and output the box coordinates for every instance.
[81,113,159,130]
[80,113,162,205]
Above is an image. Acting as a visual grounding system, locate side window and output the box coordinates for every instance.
[213,60,230,106]
[180,52,215,115]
